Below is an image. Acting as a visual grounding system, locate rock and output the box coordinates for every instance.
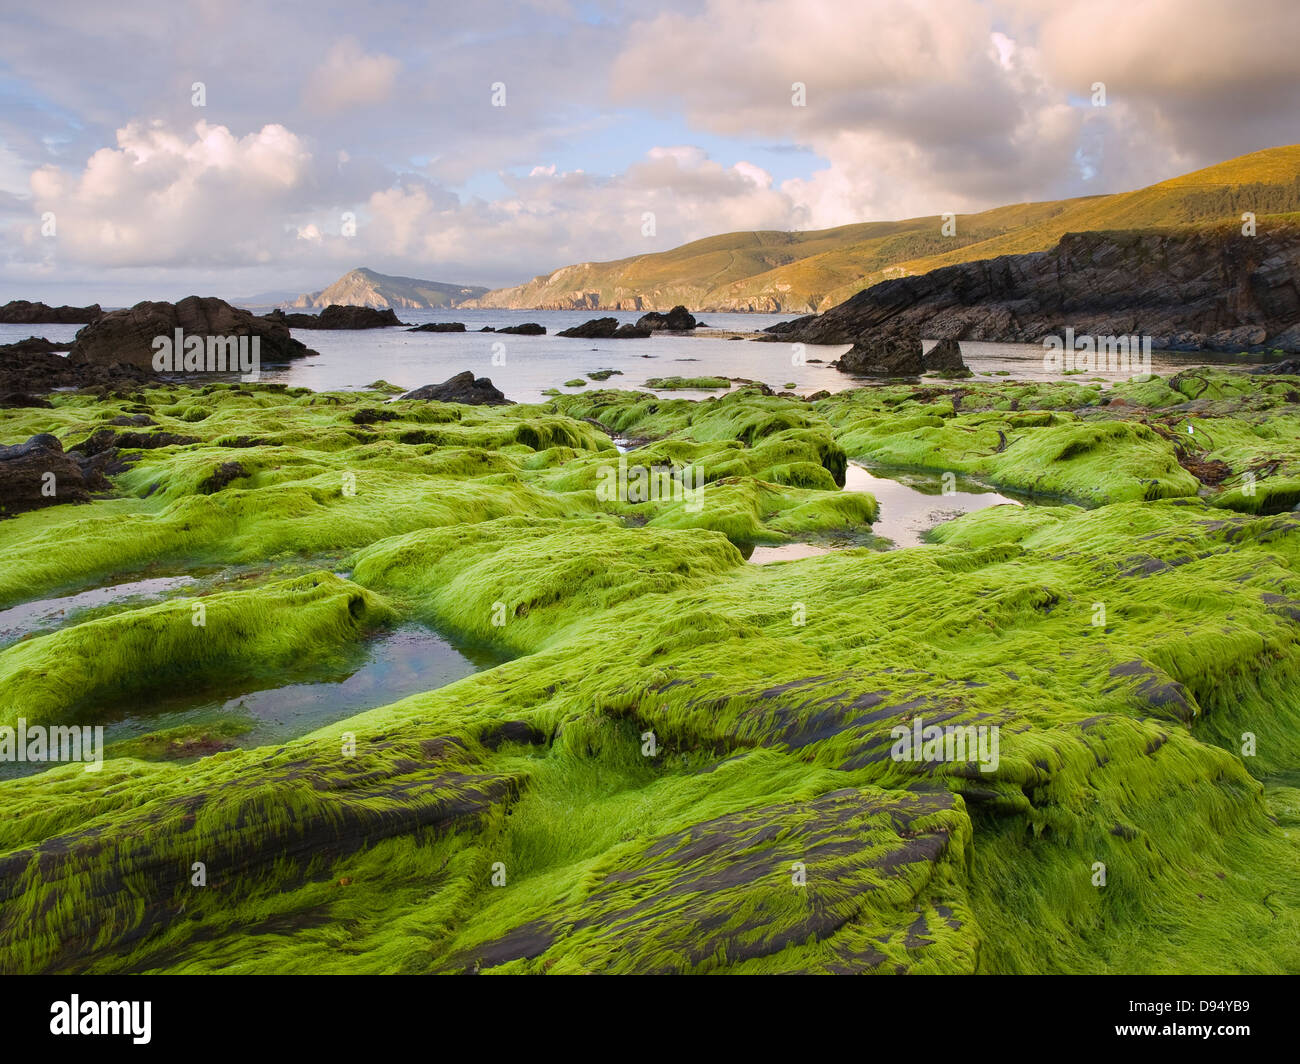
[0,393,52,409]
[0,346,152,394]
[764,226,1300,356]
[497,323,546,335]
[0,300,101,324]
[406,322,466,333]
[0,336,73,354]
[400,371,512,406]
[835,327,925,376]
[922,337,970,375]
[614,323,652,338]
[0,434,91,515]
[1253,358,1300,375]
[71,296,316,370]
[268,305,405,329]
[557,317,620,339]
[636,305,697,331]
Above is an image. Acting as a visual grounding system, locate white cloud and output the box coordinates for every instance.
[303,38,401,113]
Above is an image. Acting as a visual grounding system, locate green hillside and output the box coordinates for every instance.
[471,145,1300,313]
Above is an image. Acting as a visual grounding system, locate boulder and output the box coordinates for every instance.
[922,337,970,375]
[0,300,101,324]
[400,371,512,406]
[70,296,316,370]
[636,305,697,331]
[835,327,925,376]
[0,434,91,515]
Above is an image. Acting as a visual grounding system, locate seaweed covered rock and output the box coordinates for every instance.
[401,371,512,405]
[71,296,317,369]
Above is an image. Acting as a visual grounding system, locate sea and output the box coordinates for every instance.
[1,307,1267,403]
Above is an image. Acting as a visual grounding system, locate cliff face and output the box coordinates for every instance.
[293,268,487,309]
[765,227,1300,363]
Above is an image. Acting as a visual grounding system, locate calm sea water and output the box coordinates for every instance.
[2,308,1264,403]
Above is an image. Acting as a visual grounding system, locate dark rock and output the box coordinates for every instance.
[835,326,925,376]
[613,323,652,338]
[0,433,91,515]
[400,371,512,406]
[636,305,697,331]
[0,300,101,324]
[0,393,53,409]
[271,305,404,329]
[71,296,316,370]
[0,336,73,354]
[1253,358,1300,375]
[922,337,970,375]
[197,461,249,494]
[557,317,620,339]
[480,326,496,332]
[765,226,1300,356]
[351,407,400,425]
[406,322,466,333]
[497,323,546,335]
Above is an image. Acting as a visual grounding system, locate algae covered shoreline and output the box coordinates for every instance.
[1,367,1299,974]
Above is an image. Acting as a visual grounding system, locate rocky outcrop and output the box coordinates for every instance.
[406,322,466,333]
[837,327,925,376]
[497,323,546,335]
[400,371,511,406]
[557,317,651,339]
[0,301,101,324]
[0,347,152,395]
[269,305,404,329]
[765,226,1300,356]
[636,305,697,331]
[0,336,72,355]
[71,296,317,370]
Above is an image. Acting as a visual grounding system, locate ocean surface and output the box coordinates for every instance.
[3,307,1266,403]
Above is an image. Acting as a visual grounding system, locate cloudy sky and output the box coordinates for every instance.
[2,0,1298,304]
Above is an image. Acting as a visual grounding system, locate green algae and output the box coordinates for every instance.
[1,370,1299,974]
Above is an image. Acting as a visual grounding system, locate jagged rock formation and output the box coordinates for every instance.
[636,306,697,331]
[557,318,651,339]
[400,371,511,405]
[69,297,317,369]
[766,227,1300,357]
[0,301,101,324]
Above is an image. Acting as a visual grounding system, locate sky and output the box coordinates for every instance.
[2,0,1298,304]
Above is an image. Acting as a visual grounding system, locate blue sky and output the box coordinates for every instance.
[2,0,1297,304]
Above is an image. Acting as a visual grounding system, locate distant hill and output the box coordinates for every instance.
[469,145,1300,313]
[293,268,488,309]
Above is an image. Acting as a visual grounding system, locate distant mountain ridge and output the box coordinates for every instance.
[292,268,488,309]
[466,145,1300,314]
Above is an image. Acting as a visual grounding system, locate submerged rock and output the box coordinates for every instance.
[401,371,512,405]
